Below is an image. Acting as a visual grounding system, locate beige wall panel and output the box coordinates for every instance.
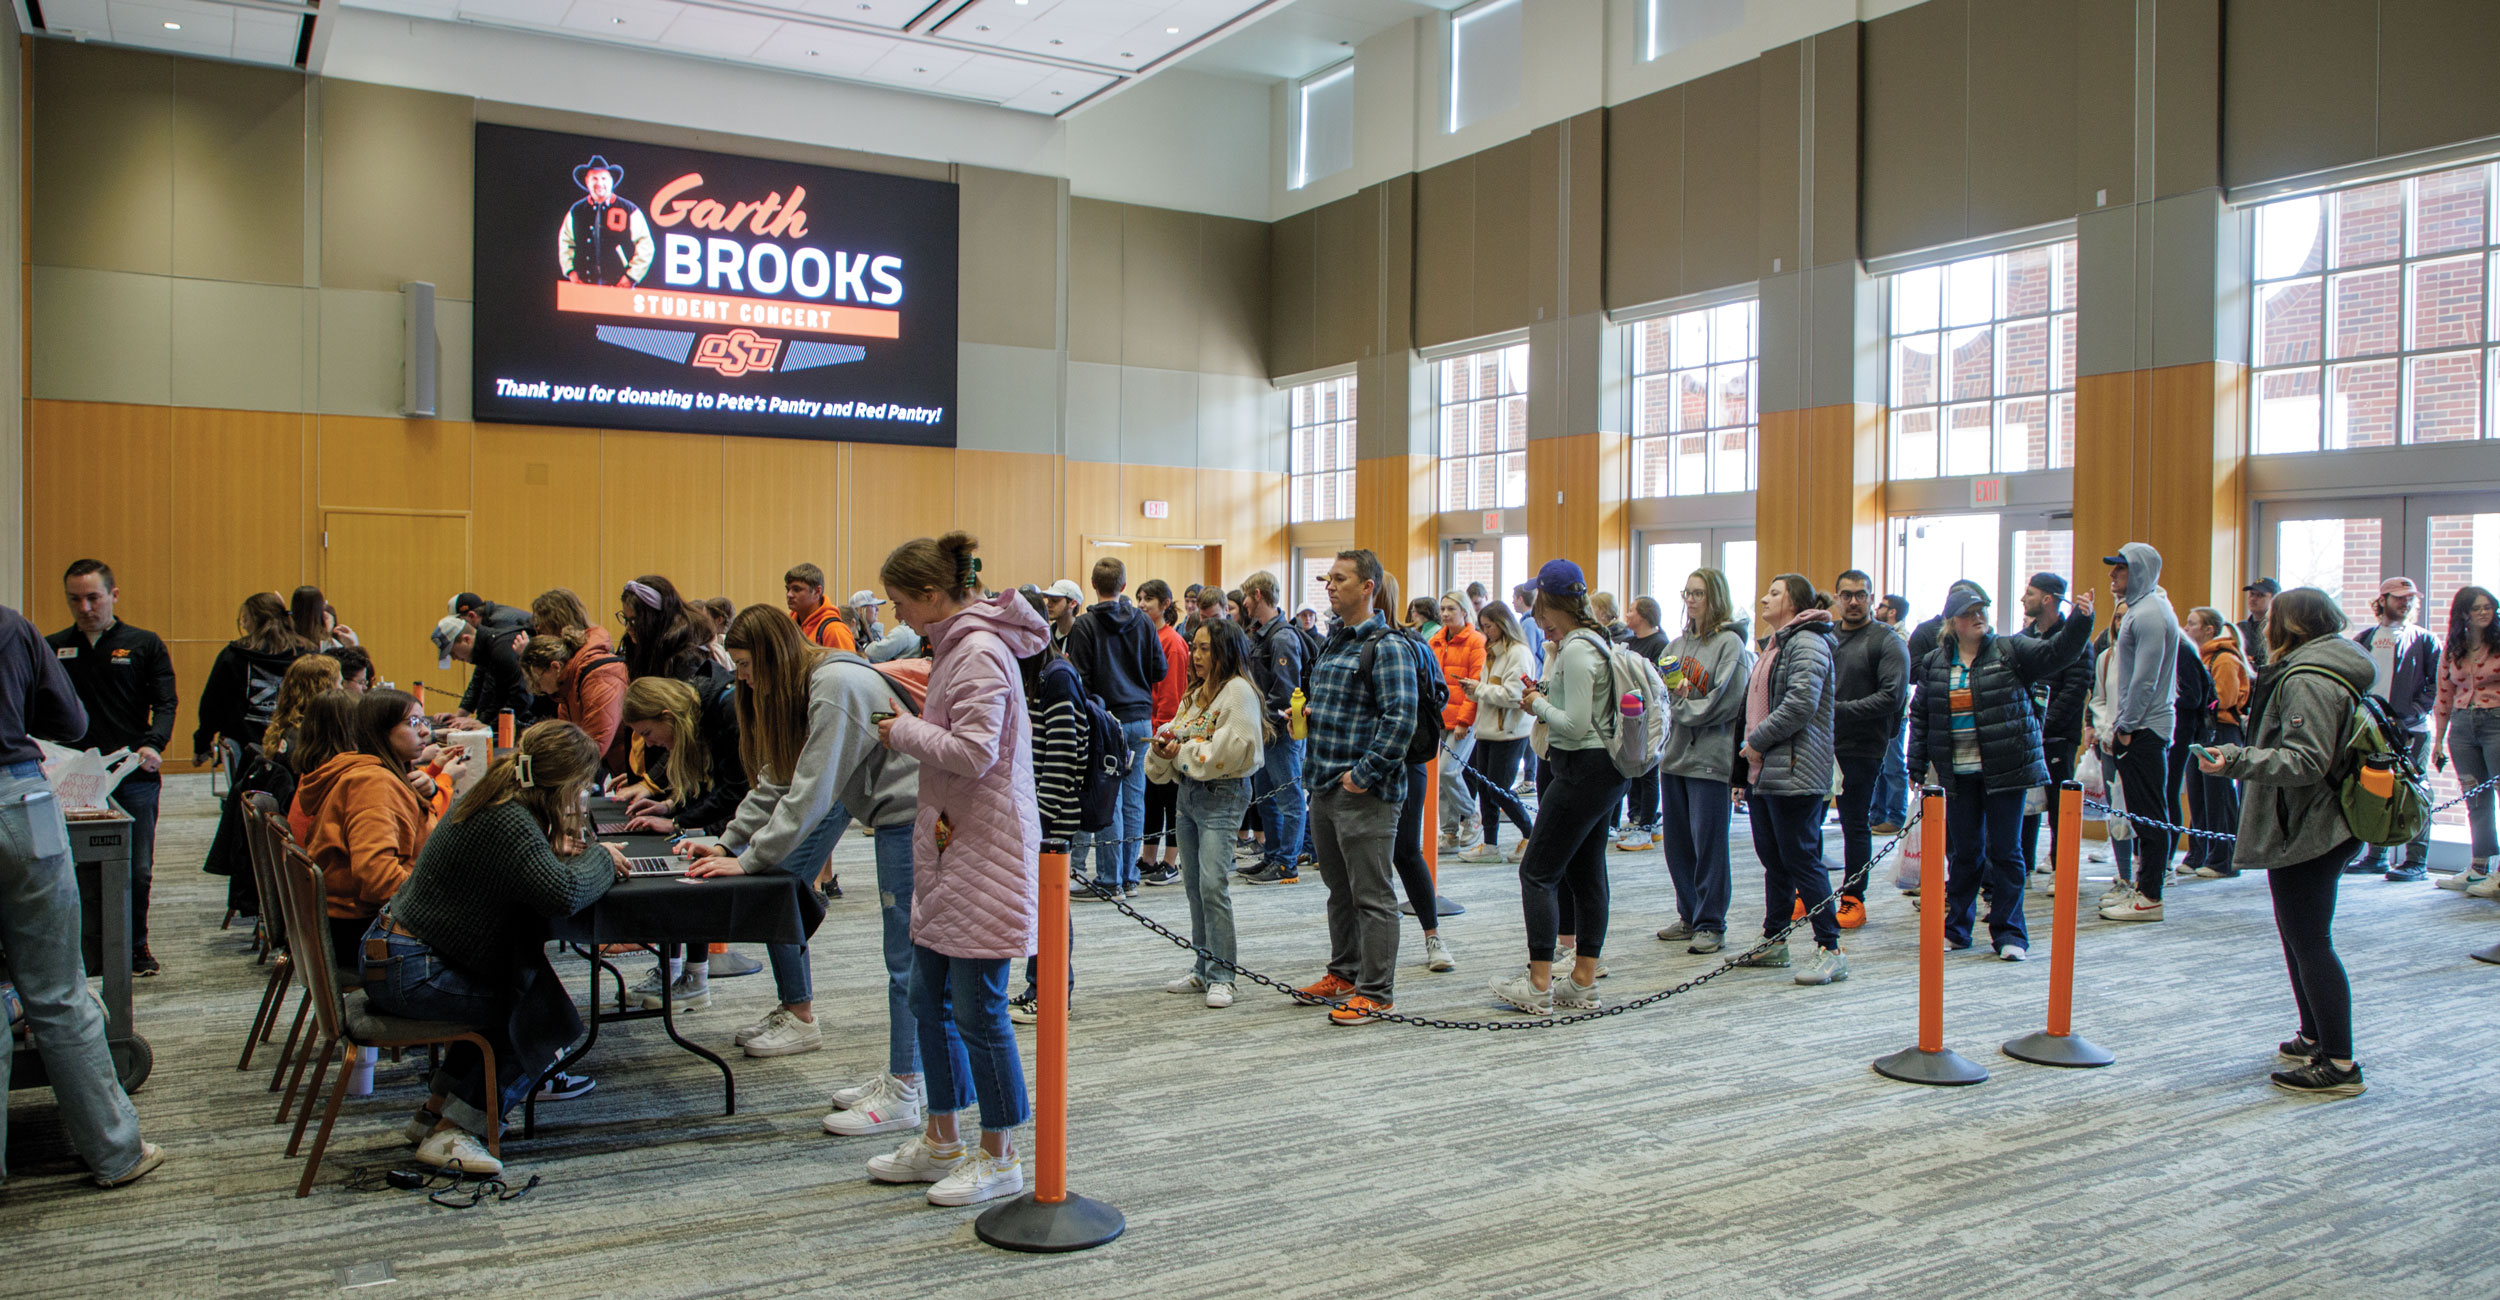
[600,432,724,605]
[1414,158,1477,351]
[956,166,1061,351]
[170,280,307,411]
[1314,188,1381,364]
[844,443,954,589]
[1471,137,1534,337]
[1196,216,1270,379]
[30,43,174,276]
[721,435,846,609]
[1757,42,1802,279]
[2075,0,2138,212]
[1861,0,1970,258]
[471,423,603,615]
[1120,204,1205,374]
[1267,210,1318,378]
[956,450,1061,581]
[319,78,475,298]
[1679,61,1761,294]
[1809,24,1861,268]
[168,407,307,642]
[2379,0,2500,157]
[1119,462,1200,540]
[313,287,410,418]
[1067,198,1125,365]
[29,267,172,406]
[1605,87,1683,308]
[1061,460,1121,583]
[1197,468,1287,583]
[165,642,227,759]
[317,414,474,514]
[1968,0,2078,236]
[2219,0,2379,191]
[169,60,308,286]
[24,402,173,633]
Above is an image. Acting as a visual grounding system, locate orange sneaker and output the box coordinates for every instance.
[1293,973,1356,1005]
[1329,994,1392,1025]
[1837,897,1867,929]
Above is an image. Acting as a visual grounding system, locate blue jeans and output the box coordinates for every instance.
[751,799,848,1006]
[1874,737,1909,827]
[1942,774,2030,952]
[908,946,1029,1131]
[0,764,146,1185]
[361,929,540,1134]
[1180,776,1251,981]
[1659,773,1732,933]
[1073,720,1154,888]
[117,778,159,950]
[870,824,921,1077]
[2452,708,2500,860]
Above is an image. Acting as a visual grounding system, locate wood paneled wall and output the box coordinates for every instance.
[24,399,1280,768]
[2069,363,2247,618]
[1523,433,1627,590]
[1755,404,1883,591]
[1354,454,1435,603]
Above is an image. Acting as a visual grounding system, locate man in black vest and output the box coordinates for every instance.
[48,560,178,976]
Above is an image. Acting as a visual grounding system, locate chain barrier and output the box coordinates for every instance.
[1070,804,1925,1030]
[2084,771,2500,842]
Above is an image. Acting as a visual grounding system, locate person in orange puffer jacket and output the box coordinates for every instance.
[2186,607,2252,878]
[1431,592,1488,853]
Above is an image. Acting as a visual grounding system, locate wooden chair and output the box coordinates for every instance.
[235,793,293,1072]
[276,843,501,1197]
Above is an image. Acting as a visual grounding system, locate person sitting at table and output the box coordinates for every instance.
[363,719,627,1176]
[674,605,878,1059]
[522,630,627,773]
[612,673,752,1010]
[860,532,1046,1208]
[296,688,436,971]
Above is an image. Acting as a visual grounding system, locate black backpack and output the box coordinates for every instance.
[2174,638,2215,720]
[1040,656,1128,834]
[1359,629,1450,767]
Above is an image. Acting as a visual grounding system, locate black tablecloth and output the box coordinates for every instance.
[547,827,825,946]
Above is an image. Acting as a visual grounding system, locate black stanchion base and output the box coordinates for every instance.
[1399,897,1467,917]
[1872,1046,1989,1087]
[974,1191,1126,1253]
[2002,1030,2115,1068]
[2472,942,2500,966]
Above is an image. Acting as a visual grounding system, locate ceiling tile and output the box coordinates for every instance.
[37,0,112,38]
[658,6,783,56]
[457,0,576,29]
[558,0,685,41]
[233,9,305,59]
[746,22,896,74]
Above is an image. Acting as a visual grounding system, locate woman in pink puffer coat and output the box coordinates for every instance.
[864,532,1048,1209]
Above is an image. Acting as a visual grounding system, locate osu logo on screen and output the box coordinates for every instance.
[692,329,782,377]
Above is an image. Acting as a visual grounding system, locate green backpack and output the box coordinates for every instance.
[2278,665,2433,848]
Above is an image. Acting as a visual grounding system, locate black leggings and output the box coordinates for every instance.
[1465,736,1536,845]
[1520,748,1627,962]
[1144,777,1178,855]
[2271,840,2360,1061]
[1391,761,1438,932]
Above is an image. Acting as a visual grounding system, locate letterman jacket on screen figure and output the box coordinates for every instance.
[559,156,654,286]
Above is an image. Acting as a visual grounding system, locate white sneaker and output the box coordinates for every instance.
[2467,872,2500,899]
[1424,935,1456,972]
[1615,829,1654,851]
[830,1073,897,1111]
[867,1132,967,1184]
[1163,972,1207,995]
[823,1075,924,1137]
[1507,839,1529,862]
[2436,869,2481,892]
[1458,818,1484,852]
[2097,880,2135,909]
[927,1147,1025,1207]
[1459,842,1506,863]
[1997,944,2028,962]
[1204,982,1235,1009]
[742,1008,823,1057]
[412,1126,503,1177]
[1793,946,1850,986]
[1552,944,1575,966]
[1552,977,1601,1010]
[732,1009,782,1046]
[1437,829,1458,851]
[631,967,710,1012]
[2100,895,2164,923]
[1489,971,1552,1015]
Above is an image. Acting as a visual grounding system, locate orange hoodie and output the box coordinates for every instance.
[1431,624,1487,731]
[295,753,435,921]
[2201,626,2253,727]
[796,601,857,652]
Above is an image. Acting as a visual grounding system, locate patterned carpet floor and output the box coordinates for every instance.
[4,775,2495,1299]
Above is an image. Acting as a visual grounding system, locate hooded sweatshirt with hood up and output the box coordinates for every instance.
[1064,596,1167,724]
[2110,541,2183,741]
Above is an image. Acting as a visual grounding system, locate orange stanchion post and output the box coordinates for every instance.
[2004,782,2115,1067]
[1873,787,1988,1086]
[976,840,1124,1253]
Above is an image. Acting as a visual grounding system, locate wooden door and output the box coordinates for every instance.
[321,510,472,706]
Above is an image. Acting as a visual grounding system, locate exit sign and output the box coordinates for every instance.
[1970,476,2006,509]
[1142,500,1169,519]
[1482,510,1505,533]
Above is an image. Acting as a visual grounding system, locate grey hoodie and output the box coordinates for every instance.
[2216,633,2374,868]
[1656,619,1753,782]
[720,654,922,872]
[2111,542,2183,741]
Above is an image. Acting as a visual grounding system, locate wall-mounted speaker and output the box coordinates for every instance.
[401,281,437,418]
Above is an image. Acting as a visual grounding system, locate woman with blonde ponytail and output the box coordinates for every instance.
[360,720,625,1176]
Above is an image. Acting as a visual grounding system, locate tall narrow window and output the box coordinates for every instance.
[1886,239,2078,480]
[1631,298,1758,497]
[1436,343,1529,512]
[1292,63,1353,192]
[1448,0,1521,133]
[1289,376,1357,524]
[2249,162,2500,454]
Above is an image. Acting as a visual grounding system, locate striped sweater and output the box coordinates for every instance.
[1027,659,1087,840]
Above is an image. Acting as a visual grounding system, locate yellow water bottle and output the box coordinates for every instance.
[1289,688,1309,740]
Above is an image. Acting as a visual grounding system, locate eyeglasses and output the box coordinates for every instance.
[1835,590,1870,601]
[1680,589,1708,600]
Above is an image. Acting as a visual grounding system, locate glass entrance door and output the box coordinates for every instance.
[1442,535,1529,607]
[1638,528,1754,616]
[1889,511,2073,633]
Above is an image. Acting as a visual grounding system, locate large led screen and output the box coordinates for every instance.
[472,123,958,445]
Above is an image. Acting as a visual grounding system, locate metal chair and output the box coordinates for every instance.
[275,843,501,1198]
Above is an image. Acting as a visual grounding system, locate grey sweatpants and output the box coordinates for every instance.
[1310,784,1403,1003]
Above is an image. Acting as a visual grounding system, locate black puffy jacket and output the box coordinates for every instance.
[1906,612,2096,793]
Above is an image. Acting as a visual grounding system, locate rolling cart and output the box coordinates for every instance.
[8,803,153,1094]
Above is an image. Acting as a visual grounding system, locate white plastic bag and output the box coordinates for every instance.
[1894,824,1923,892]
[37,740,143,814]
[2076,748,2106,800]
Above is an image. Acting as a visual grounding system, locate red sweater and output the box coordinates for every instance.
[1151,623,1188,728]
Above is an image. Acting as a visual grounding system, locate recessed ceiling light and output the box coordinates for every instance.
[807,48,819,55]
[1047,37,1061,44]
[1119,51,1132,58]
[1165,26,1178,33]
[611,16,626,22]
[1050,89,1063,95]
[161,20,180,28]
[912,66,925,72]
[975,24,988,30]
